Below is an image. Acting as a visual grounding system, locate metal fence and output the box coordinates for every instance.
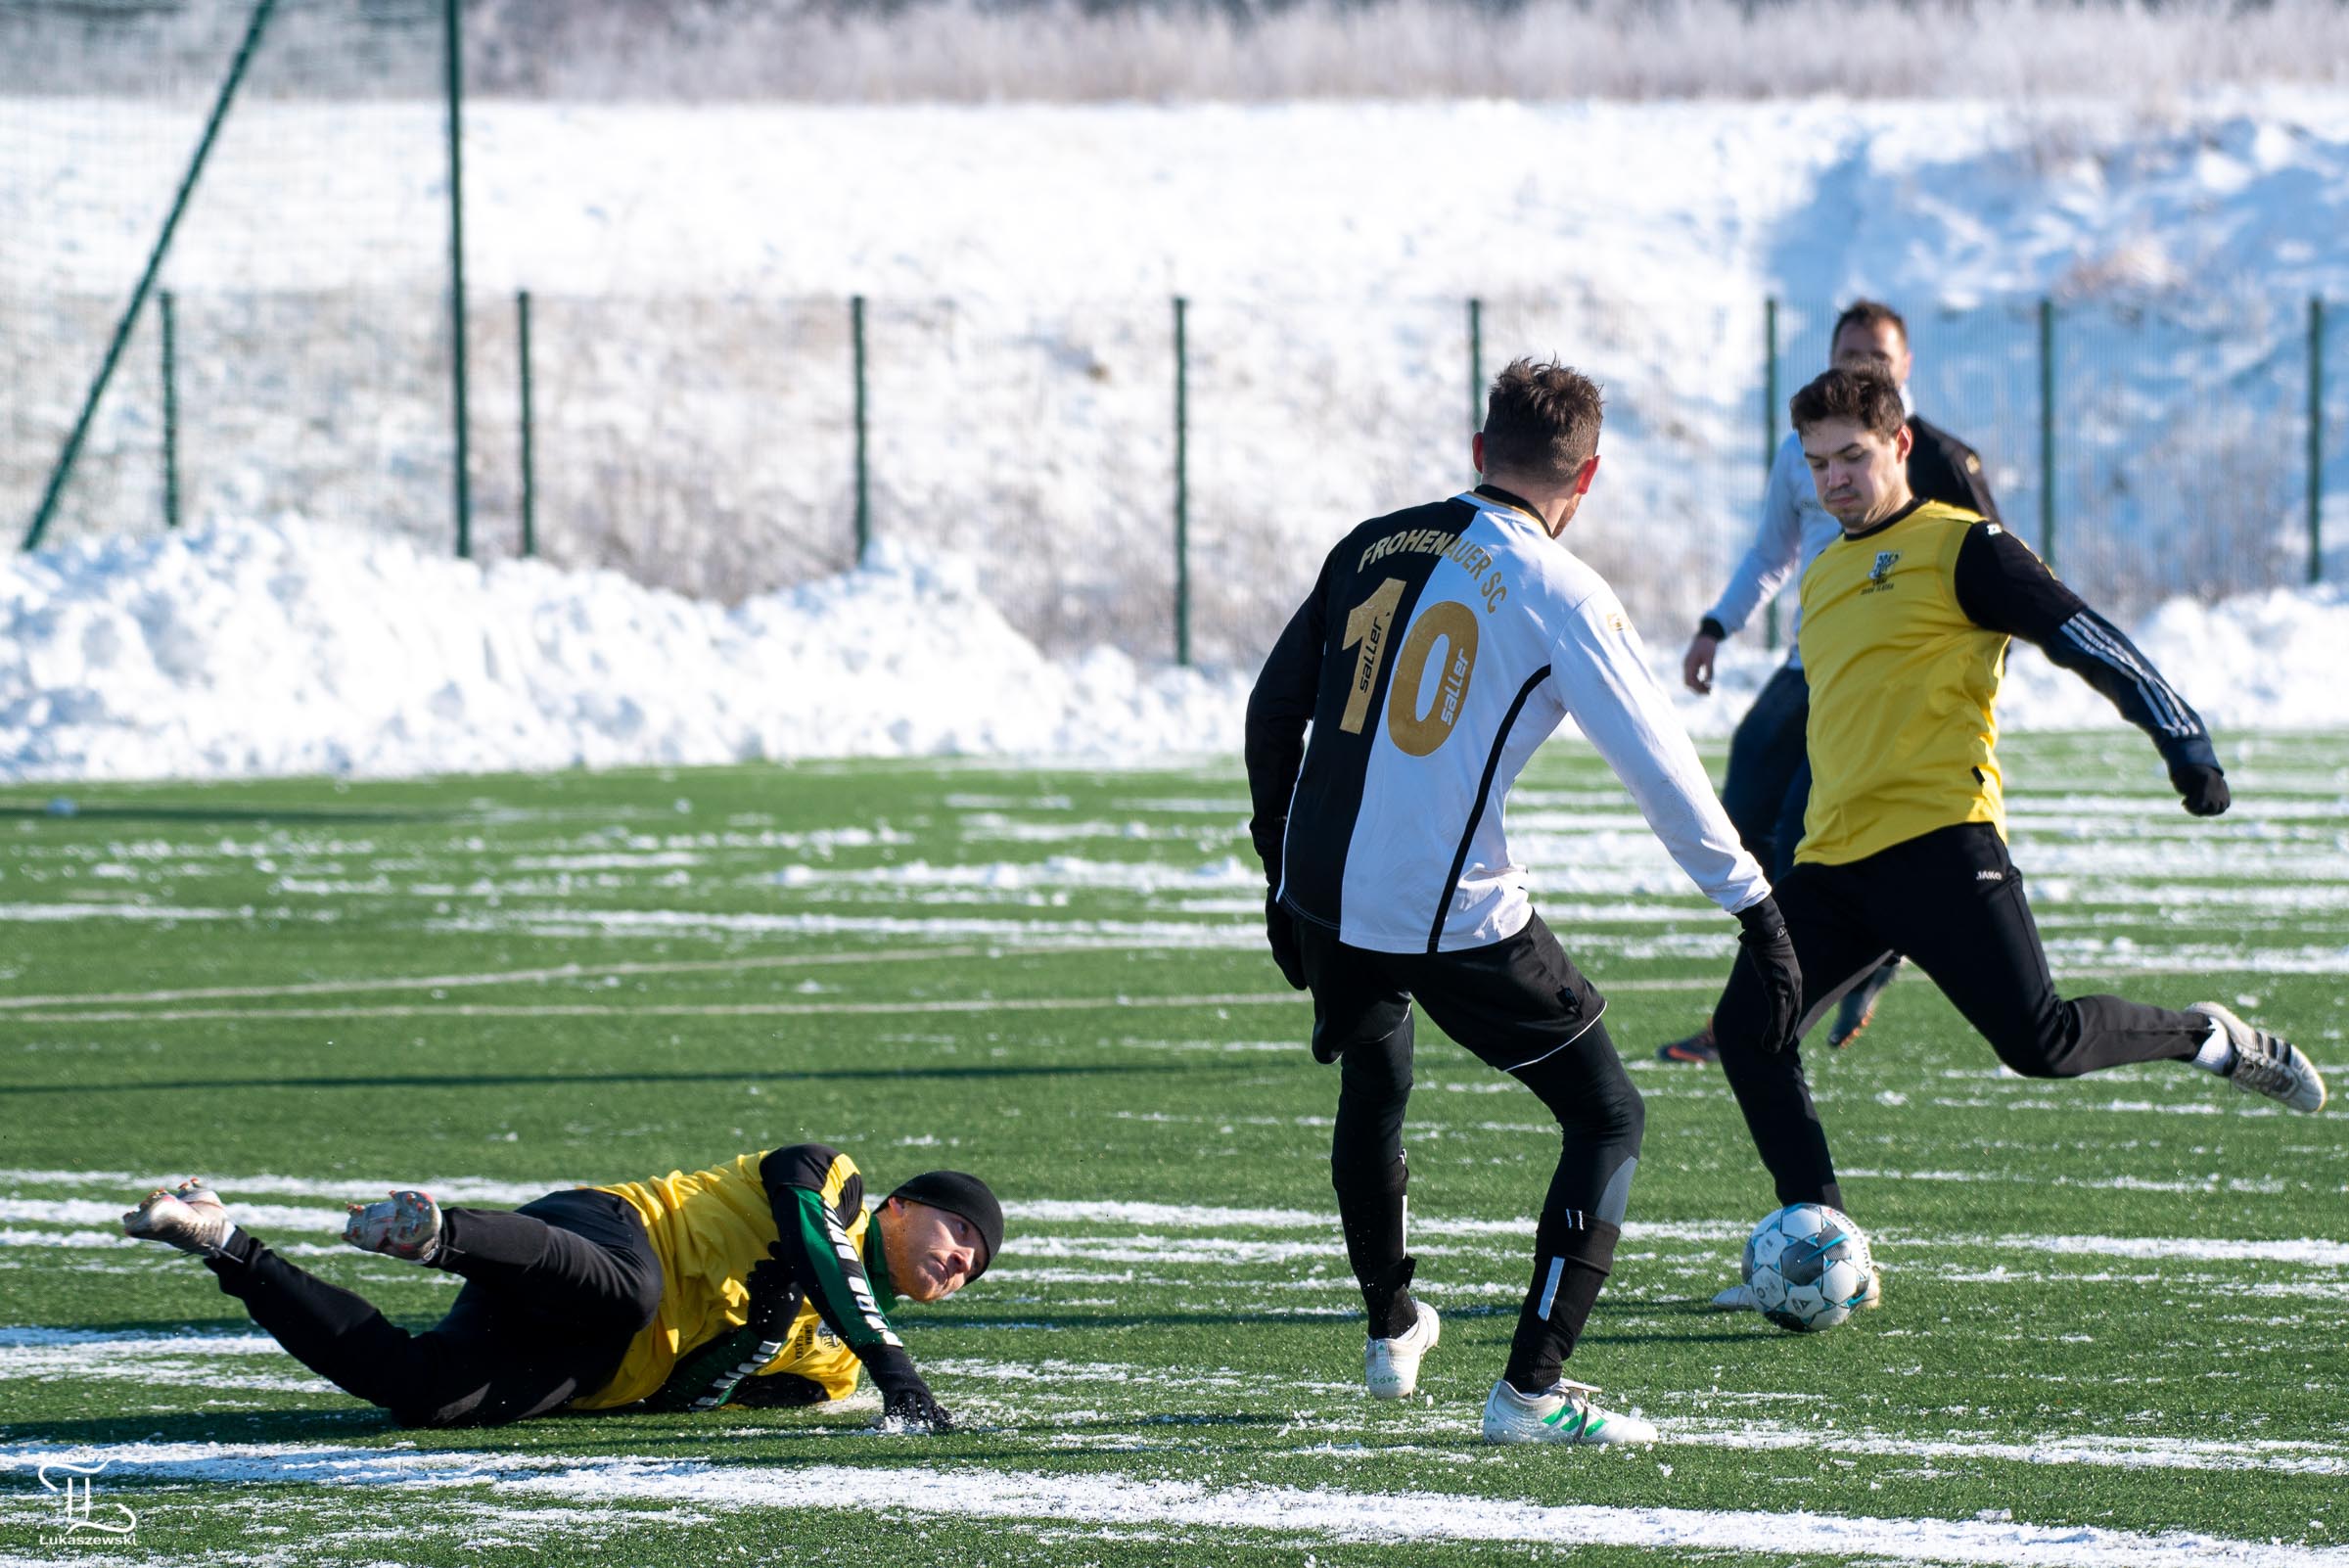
[7,0,2343,674]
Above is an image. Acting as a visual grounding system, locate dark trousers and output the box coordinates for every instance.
[206,1187,664,1428]
[1719,661,1813,883]
[1712,822,2211,1213]
[1300,913,1644,1391]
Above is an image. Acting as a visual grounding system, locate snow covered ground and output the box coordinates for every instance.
[7,93,2349,776]
[1,515,2340,782]
[9,95,2349,653]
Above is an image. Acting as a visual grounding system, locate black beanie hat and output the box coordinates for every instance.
[888,1170,1004,1278]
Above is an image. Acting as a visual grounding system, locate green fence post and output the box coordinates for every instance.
[2312,296,2326,585]
[160,289,180,530]
[1763,295,1779,651]
[21,0,279,551]
[2038,297,2057,571]
[1467,297,1484,438]
[1174,295,1191,669]
[852,295,870,565]
[517,290,535,558]
[443,0,472,559]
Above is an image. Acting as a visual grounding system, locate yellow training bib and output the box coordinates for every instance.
[1795,502,2007,866]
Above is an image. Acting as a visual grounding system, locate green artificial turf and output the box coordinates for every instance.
[1,733,2344,1565]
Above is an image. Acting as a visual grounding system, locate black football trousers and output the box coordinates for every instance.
[1712,821,2211,1216]
[204,1187,663,1427]
[1297,911,1643,1395]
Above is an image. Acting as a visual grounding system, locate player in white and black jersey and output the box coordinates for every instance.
[1246,359,1804,1447]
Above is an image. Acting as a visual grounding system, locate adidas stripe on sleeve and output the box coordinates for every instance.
[1950,522,2217,769]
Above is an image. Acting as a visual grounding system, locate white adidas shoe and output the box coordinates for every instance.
[2192,1002,2326,1114]
[1712,1268,1881,1313]
[1482,1377,1656,1446]
[1365,1303,1440,1400]
[122,1178,234,1255]
[343,1189,442,1263]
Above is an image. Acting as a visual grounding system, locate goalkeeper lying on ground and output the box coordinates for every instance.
[121,1143,1001,1431]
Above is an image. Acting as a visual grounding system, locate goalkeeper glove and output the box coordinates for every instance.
[877,1378,955,1433]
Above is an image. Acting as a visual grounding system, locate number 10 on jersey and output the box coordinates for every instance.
[1339,578,1481,757]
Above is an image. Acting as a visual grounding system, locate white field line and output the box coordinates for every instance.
[0,1329,318,1392]
[2,962,2302,1024]
[9,1342,2349,1479]
[0,1197,341,1231]
[0,992,1314,1023]
[0,945,985,1011]
[0,1170,574,1206]
[0,1447,2341,1566]
[0,971,2211,1023]
[3,1179,2341,1269]
[9,1187,2339,1276]
[1662,1420,2349,1477]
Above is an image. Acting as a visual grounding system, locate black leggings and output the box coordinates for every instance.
[1717,660,1813,883]
[1301,913,1642,1389]
[206,1187,663,1427]
[1713,822,2210,1213]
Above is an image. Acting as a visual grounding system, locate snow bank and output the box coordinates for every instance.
[15,98,2349,662]
[1,517,2340,782]
[0,517,1245,781]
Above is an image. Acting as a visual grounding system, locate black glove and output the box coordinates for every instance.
[878,1380,955,1433]
[1265,889,1307,991]
[1732,896,1803,1056]
[2169,760,2230,817]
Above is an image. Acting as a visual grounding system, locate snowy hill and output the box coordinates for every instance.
[11,95,2349,661]
[9,95,2349,777]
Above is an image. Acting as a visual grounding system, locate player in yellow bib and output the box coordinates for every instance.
[120,1145,1000,1431]
[1705,368,2325,1313]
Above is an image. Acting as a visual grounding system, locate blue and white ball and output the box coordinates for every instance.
[1742,1203,1873,1334]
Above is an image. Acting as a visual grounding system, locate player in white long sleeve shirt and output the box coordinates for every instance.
[1658,300,2001,1065]
[1245,358,1802,1447]
[1696,426,1845,669]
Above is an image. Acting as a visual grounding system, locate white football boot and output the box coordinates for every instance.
[1365,1302,1441,1400]
[1711,1267,1881,1313]
[122,1178,235,1255]
[1482,1378,1657,1446]
[2191,1002,2326,1113]
[343,1189,442,1264]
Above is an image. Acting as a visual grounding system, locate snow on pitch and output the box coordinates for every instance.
[3,1444,2347,1565]
[1,515,2343,781]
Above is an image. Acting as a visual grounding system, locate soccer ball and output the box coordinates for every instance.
[1742,1203,1873,1334]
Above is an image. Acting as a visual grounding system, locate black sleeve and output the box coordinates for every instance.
[727,1371,834,1408]
[759,1144,926,1395]
[1908,422,2004,526]
[1952,524,2218,771]
[1243,551,1335,887]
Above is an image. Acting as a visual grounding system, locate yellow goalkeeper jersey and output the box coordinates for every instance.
[571,1148,872,1409]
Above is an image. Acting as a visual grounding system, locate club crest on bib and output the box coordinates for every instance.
[1862,550,1902,594]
